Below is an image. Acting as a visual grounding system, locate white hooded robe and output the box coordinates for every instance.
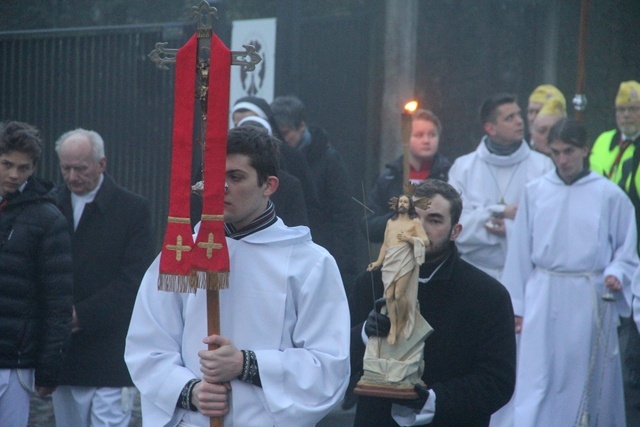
[125,219,350,427]
[502,171,638,427]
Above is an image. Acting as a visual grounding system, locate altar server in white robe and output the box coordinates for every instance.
[502,118,639,427]
[448,93,552,280]
[125,126,350,427]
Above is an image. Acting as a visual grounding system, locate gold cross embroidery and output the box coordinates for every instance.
[197,232,223,259]
[166,235,192,261]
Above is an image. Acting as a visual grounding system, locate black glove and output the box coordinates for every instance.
[394,384,430,411]
[364,297,391,337]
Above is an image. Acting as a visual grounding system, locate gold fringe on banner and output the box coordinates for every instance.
[158,274,195,293]
[191,271,230,291]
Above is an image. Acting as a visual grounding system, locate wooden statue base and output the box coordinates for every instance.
[353,381,419,400]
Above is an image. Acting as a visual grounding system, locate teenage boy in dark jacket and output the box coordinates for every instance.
[0,121,73,427]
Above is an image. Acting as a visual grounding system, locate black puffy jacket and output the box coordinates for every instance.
[0,177,73,387]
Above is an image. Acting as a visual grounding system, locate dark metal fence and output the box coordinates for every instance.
[0,23,191,250]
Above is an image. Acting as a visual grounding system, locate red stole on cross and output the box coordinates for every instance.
[158,33,231,293]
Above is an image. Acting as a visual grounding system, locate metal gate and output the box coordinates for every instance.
[0,23,191,250]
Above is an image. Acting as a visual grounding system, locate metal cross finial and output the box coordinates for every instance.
[148,42,177,70]
[232,44,262,72]
[192,0,217,32]
[148,1,262,72]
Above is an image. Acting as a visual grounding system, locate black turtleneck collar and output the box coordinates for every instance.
[485,137,522,156]
[224,200,277,240]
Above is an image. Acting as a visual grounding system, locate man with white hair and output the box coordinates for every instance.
[52,128,154,427]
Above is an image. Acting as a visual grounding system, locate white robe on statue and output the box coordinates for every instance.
[381,237,426,340]
[125,219,350,427]
[502,171,638,427]
[448,138,552,279]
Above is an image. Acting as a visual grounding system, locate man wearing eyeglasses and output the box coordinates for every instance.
[590,80,640,426]
[591,81,640,201]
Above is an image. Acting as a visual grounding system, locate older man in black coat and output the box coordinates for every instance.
[350,179,515,426]
[52,128,154,427]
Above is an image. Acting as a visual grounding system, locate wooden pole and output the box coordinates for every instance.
[573,0,590,122]
[194,5,223,425]
[380,0,418,173]
[207,290,222,427]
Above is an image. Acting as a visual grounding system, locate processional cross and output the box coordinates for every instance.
[149,2,261,426]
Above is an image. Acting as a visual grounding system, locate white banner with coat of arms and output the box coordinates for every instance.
[229,17,276,120]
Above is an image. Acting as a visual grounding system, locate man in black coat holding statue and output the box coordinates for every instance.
[350,179,516,426]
